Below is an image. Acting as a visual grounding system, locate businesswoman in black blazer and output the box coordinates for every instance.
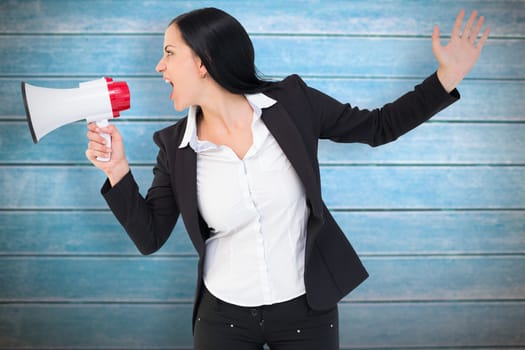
[86,7,489,350]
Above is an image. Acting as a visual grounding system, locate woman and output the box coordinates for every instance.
[86,7,489,350]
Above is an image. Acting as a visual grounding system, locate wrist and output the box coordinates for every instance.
[436,67,461,93]
[106,161,130,187]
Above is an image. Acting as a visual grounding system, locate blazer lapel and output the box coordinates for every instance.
[172,101,324,256]
[174,145,206,256]
[262,103,323,219]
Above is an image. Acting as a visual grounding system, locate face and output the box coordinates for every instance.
[155,24,207,111]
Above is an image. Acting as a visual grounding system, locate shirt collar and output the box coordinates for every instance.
[178,92,277,149]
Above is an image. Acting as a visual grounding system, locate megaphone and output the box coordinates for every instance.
[21,77,130,161]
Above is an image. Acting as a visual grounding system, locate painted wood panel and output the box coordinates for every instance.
[320,166,525,209]
[0,35,518,79]
[0,304,194,348]
[1,0,523,349]
[338,302,525,348]
[1,256,524,301]
[1,0,523,37]
[2,211,524,256]
[1,303,523,348]
[1,166,523,209]
[2,121,524,164]
[2,78,524,121]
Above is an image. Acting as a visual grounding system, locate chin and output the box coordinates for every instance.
[172,99,189,112]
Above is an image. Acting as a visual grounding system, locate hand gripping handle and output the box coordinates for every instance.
[95,119,111,162]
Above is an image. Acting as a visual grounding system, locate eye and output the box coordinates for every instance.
[165,50,174,57]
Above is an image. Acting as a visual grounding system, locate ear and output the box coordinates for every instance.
[197,59,208,79]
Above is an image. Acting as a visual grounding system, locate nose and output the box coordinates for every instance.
[156,57,166,73]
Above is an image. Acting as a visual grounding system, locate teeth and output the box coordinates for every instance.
[165,80,170,84]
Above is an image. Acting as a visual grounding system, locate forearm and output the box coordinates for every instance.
[377,71,460,143]
[101,171,178,255]
[316,72,460,146]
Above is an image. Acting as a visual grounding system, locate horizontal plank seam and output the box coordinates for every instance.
[329,208,525,212]
[337,347,525,350]
[2,163,525,167]
[3,163,525,168]
[2,208,525,213]
[0,347,521,350]
[3,74,525,82]
[340,299,525,304]
[0,299,193,305]
[320,163,525,167]
[0,299,524,305]
[2,118,525,124]
[0,348,191,350]
[0,254,199,258]
[0,32,522,40]
[1,253,524,258]
[0,348,522,350]
[427,120,525,124]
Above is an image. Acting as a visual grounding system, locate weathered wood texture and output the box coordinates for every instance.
[1,0,524,349]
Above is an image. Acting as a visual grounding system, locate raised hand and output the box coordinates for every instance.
[432,10,490,92]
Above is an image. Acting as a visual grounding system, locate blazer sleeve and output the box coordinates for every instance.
[101,131,180,255]
[301,72,459,146]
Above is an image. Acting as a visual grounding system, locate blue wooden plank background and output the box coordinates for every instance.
[1,0,524,349]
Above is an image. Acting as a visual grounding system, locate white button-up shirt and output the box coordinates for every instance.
[178,93,309,306]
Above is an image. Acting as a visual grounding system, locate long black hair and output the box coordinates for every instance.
[169,7,272,94]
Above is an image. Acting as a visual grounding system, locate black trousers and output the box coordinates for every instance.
[193,287,339,350]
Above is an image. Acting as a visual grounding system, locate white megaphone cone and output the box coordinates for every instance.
[21,77,130,161]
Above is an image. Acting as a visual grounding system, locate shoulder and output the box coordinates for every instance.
[152,117,188,149]
[263,74,307,95]
[262,74,337,114]
[261,74,313,108]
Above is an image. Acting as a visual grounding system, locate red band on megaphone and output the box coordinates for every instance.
[105,77,130,117]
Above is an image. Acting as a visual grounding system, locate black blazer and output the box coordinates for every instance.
[102,72,458,328]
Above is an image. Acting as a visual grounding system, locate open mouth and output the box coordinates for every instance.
[164,79,174,99]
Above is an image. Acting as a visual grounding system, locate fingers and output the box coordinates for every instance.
[87,125,110,146]
[432,25,440,42]
[461,10,478,42]
[476,27,491,51]
[465,11,491,50]
[86,138,111,162]
[455,9,490,48]
[451,9,465,39]
[87,137,110,155]
[87,122,121,142]
[469,14,485,44]
[431,25,442,53]
[87,121,112,135]
[86,122,112,162]
[85,146,111,163]
[86,130,104,144]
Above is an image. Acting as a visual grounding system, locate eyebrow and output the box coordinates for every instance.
[164,45,176,51]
